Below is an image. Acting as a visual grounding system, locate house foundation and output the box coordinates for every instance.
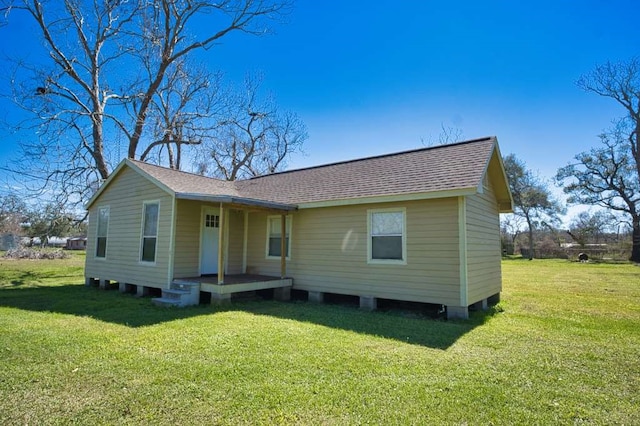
[136,285,150,297]
[274,286,291,301]
[472,298,489,311]
[308,291,324,303]
[447,305,469,320]
[211,292,231,305]
[119,283,136,294]
[359,295,377,311]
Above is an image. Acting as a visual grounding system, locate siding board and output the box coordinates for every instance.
[172,200,201,278]
[465,177,502,303]
[86,167,173,288]
[246,198,462,306]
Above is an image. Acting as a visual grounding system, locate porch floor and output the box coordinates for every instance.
[174,274,293,296]
[178,274,283,285]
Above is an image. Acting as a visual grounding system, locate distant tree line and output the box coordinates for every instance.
[503,56,640,262]
[0,194,86,246]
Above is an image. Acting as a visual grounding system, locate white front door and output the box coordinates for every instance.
[200,208,220,275]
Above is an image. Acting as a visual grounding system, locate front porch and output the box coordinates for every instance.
[150,197,297,308]
[177,274,293,304]
[152,274,292,307]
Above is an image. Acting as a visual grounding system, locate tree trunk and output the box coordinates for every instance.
[92,114,110,180]
[528,226,534,260]
[631,218,640,263]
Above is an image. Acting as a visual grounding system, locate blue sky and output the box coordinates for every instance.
[202,0,638,180]
[1,1,639,218]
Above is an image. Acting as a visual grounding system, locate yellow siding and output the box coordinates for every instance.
[85,167,173,288]
[172,202,245,277]
[246,199,462,306]
[86,163,503,307]
[173,200,201,278]
[226,209,245,274]
[465,175,502,303]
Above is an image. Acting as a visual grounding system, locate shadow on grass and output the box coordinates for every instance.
[8,271,41,286]
[502,255,532,261]
[0,284,213,327]
[0,283,501,349]
[7,270,86,287]
[233,299,501,349]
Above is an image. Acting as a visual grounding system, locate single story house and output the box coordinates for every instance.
[66,237,87,250]
[85,136,513,319]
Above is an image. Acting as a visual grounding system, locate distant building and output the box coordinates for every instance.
[0,234,19,251]
[66,237,87,250]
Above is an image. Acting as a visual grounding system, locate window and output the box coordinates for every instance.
[368,209,406,263]
[141,202,159,263]
[266,215,291,258]
[96,206,109,258]
[205,213,219,229]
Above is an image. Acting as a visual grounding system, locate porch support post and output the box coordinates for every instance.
[217,205,225,285]
[280,214,287,278]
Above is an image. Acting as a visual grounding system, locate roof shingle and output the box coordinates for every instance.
[236,137,496,204]
[110,136,502,209]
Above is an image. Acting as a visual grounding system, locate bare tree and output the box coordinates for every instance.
[0,193,27,234]
[504,154,563,260]
[577,58,640,186]
[422,122,464,147]
[566,210,616,247]
[557,124,640,261]
[197,74,307,180]
[500,213,525,254]
[0,0,291,204]
[138,60,223,170]
[558,57,640,262]
[23,201,74,246]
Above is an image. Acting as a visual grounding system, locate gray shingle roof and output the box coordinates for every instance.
[131,160,240,197]
[104,136,504,209]
[237,136,496,204]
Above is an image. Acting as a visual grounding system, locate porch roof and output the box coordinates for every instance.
[175,193,297,211]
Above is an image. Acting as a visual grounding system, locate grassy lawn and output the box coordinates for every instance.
[1,253,638,425]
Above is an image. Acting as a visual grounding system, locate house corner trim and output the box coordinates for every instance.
[458,196,468,307]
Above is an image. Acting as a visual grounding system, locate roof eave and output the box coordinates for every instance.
[85,158,176,210]
[176,192,297,211]
[498,201,514,213]
[487,139,514,208]
[296,187,479,209]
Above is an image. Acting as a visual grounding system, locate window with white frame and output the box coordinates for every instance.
[95,206,109,258]
[368,208,406,263]
[204,213,219,229]
[266,215,291,258]
[140,202,159,262]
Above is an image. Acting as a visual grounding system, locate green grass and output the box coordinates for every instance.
[1,254,639,425]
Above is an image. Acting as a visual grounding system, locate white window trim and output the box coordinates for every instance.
[139,200,160,265]
[95,205,110,260]
[265,215,292,260]
[367,207,407,265]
